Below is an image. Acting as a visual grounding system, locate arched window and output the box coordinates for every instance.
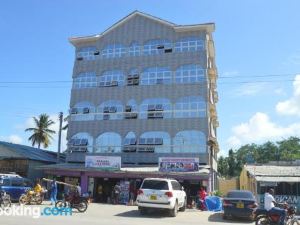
[73,72,97,89]
[102,44,127,58]
[139,131,171,153]
[68,132,93,153]
[174,96,206,118]
[140,98,172,119]
[143,39,172,55]
[175,37,204,52]
[128,42,140,56]
[70,102,95,121]
[99,70,125,87]
[140,67,172,85]
[95,132,122,153]
[173,130,206,153]
[97,100,123,120]
[76,46,97,60]
[175,64,205,84]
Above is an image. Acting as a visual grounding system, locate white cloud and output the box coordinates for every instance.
[274,88,286,96]
[276,75,300,116]
[0,135,23,144]
[226,112,300,149]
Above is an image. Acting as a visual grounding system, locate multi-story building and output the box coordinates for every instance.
[42,11,218,201]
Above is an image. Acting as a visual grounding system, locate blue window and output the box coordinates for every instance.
[143,39,172,55]
[128,42,140,56]
[70,102,95,121]
[73,72,97,89]
[139,98,172,119]
[69,132,93,152]
[95,132,121,153]
[99,70,125,86]
[139,131,171,153]
[76,46,97,60]
[102,44,127,58]
[175,37,204,52]
[174,96,206,118]
[175,64,205,83]
[141,67,172,85]
[97,100,123,120]
[173,130,206,153]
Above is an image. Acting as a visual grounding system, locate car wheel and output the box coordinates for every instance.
[138,207,147,215]
[179,198,186,212]
[170,201,178,217]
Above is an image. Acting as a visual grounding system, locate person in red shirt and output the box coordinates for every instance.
[198,187,207,210]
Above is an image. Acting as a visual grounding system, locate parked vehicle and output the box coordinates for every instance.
[255,204,299,225]
[0,176,32,201]
[55,193,88,213]
[223,190,258,220]
[0,190,11,208]
[19,188,46,205]
[136,178,186,217]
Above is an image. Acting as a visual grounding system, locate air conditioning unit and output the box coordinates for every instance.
[155,112,164,118]
[109,106,117,113]
[164,48,172,53]
[110,81,118,86]
[155,104,163,111]
[133,79,139,85]
[70,108,78,114]
[148,105,156,111]
[103,107,110,113]
[156,79,164,84]
[154,138,163,145]
[133,74,139,79]
[127,74,134,80]
[157,45,164,49]
[83,107,90,114]
[147,112,155,118]
[76,57,83,61]
[103,114,110,120]
[125,105,132,112]
[99,82,106,87]
[94,51,100,55]
[127,80,134,86]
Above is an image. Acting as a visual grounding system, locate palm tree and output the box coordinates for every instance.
[25,114,56,149]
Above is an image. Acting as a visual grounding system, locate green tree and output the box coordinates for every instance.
[217,156,229,177]
[277,137,300,161]
[256,141,278,163]
[25,114,56,149]
[227,149,237,177]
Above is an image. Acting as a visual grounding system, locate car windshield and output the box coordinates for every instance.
[142,180,169,190]
[227,191,254,199]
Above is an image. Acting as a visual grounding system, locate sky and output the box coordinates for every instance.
[0,0,299,155]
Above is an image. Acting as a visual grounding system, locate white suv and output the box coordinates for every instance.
[136,178,186,217]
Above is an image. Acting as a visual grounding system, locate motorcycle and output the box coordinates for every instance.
[55,193,88,213]
[255,204,299,225]
[0,191,11,208]
[19,188,47,205]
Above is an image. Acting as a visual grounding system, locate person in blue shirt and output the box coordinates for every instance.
[50,179,57,205]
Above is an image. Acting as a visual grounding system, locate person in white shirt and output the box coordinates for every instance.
[76,183,81,196]
[264,188,286,225]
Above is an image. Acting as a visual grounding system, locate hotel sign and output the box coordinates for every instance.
[85,156,121,170]
[159,157,199,172]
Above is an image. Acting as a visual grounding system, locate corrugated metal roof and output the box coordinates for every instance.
[255,176,300,182]
[0,141,58,163]
[245,165,300,177]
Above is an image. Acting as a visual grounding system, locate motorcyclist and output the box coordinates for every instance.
[264,188,287,225]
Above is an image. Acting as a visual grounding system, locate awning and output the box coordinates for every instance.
[255,176,300,183]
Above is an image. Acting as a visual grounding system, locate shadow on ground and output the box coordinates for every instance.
[114,209,172,219]
[208,212,254,224]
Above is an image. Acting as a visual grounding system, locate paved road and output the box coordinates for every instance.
[1,203,254,225]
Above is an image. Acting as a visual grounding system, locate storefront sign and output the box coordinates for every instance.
[159,157,199,172]
[85,156,121,170]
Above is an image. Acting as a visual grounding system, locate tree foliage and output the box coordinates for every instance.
[218,137,300,177]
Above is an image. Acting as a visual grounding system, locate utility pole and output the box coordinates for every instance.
[57,112,63,163]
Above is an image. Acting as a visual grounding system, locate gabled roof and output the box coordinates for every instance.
[0,141,60,163]
[69,10,215,46]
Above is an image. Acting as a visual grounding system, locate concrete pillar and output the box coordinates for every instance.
[80,172,88,193]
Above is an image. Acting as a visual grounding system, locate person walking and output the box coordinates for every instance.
[113,183,121,205]
[50,179,58,205]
